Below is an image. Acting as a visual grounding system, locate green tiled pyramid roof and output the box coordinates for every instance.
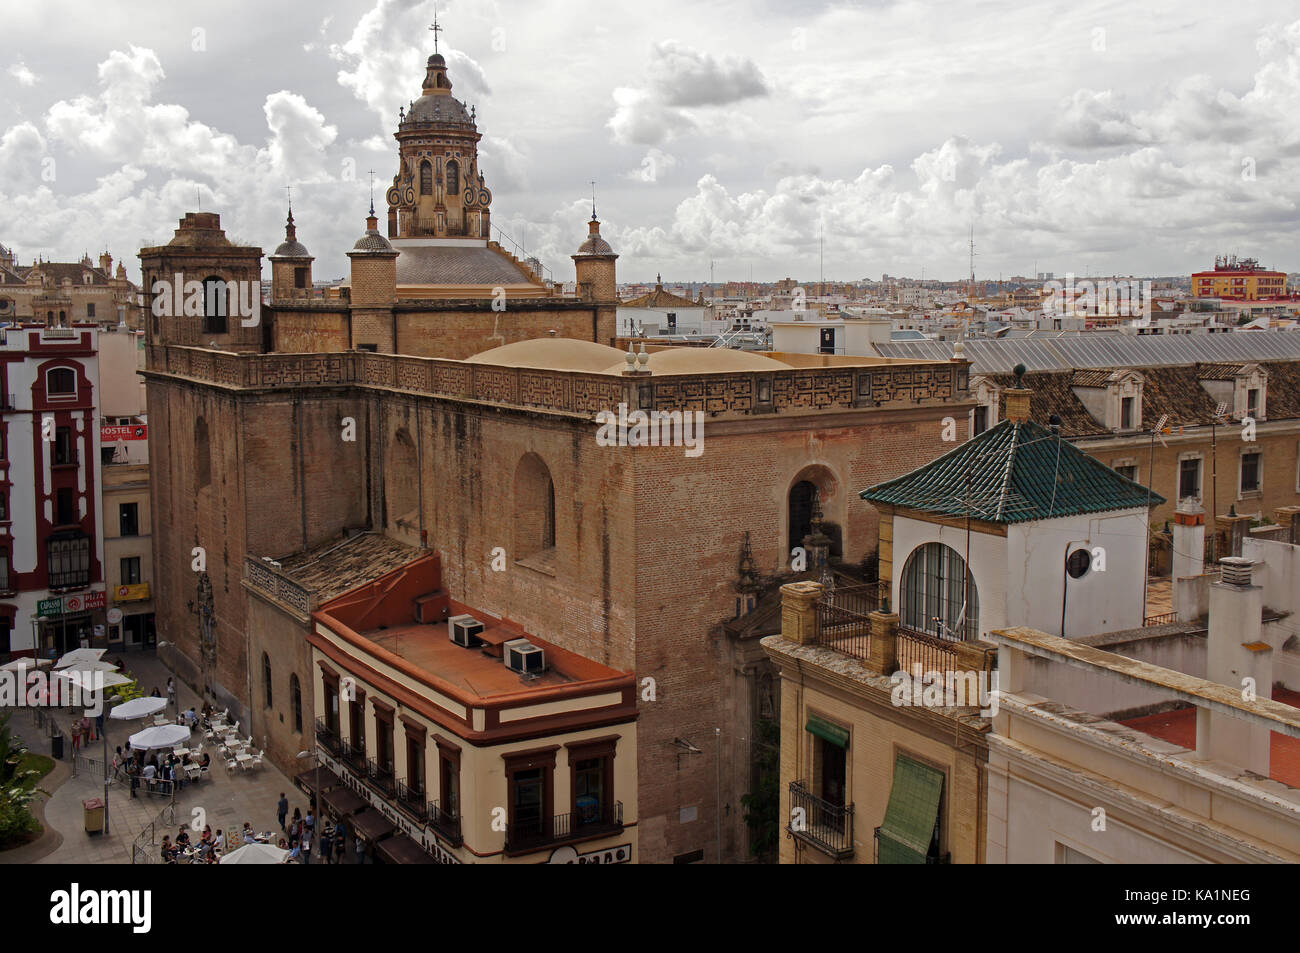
[861,418,1165,524]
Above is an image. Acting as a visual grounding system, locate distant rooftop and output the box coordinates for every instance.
[876,329,1300,373]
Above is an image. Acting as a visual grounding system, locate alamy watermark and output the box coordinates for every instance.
[890,664,1000,717]
[0,668,107,715]
[1043,274,1153,325]
[595,403,704,458]
[149,275,260,327]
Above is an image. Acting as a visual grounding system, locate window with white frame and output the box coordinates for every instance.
[1240,451,1262,495]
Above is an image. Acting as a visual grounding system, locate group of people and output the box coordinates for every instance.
[115,746,210,796]
[160,825,227,864]
[277,792,361,863]
[68,713,105,752]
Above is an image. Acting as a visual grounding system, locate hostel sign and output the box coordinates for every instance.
[36,591,107,616]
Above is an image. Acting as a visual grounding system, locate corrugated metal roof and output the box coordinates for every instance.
[877,330,1300,373]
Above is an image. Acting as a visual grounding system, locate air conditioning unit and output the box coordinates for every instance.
[503,639,545,675]
[448,615,484,648]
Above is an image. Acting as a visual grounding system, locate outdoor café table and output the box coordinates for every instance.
[185,763,202,781]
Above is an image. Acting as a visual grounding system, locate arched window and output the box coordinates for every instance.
[514,453,557,560]
[195,417,211,489]
[47,367,76,396]
[900,542,979,640]
[788,480,816,552]
[420,161,433,196]
[446,160,460,198]
[290,674,302,733]
[262,652,273,708]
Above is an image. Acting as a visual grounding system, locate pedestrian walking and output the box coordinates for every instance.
[70,717,82,755]
[320,822,334,864]
[334,822,347,864]
[126,759,139,798]
[277,792,289,831]
[355,836,366,865]
[300,829,312,865]
[166,677,175,710]
[304,808,315,836]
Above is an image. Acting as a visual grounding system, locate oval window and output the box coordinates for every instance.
[1066,549,1092,579]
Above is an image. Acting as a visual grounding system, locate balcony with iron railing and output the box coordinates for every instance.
[813,581,888,662]
[394,779,428,822]
[314,718,342,757]
[366,757,396,798]
[504,801,624,855]
[788,781,854,859]
[429,800,463,848]
[341,738,367,775]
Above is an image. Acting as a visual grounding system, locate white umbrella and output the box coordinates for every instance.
[219,843,289,865]
[0,657,51,672]
[109,696,168,720]
[54,669,133,692]
[128,723,191,751]
[54,648,107,669]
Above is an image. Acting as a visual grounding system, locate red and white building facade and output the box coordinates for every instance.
[0,324,106,661]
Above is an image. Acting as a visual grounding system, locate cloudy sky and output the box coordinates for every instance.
[2,0,1300,284]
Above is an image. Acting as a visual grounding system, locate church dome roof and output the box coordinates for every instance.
[352,230,394,253]
[403,94,474,126]
[575,232,615,257]
[272,239,311,259]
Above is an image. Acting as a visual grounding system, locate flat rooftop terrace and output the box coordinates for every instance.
[358,620,622,701]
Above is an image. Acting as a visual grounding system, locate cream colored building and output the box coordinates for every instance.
[763,581,992,864]
[290,551,638,864]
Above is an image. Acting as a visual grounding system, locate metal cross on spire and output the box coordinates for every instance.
[429,5,442,54]
[591,180,597,220]
[367,169,376,215]
[285,184,293,214]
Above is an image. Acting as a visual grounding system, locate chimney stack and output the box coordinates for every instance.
[1198,556,1271,775]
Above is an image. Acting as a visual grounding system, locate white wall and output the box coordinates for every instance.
[891,507,1148,641]
[1009,510,1148,638]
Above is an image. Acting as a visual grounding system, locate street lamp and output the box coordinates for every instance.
[297,749,320,864]
[101,693,121,834]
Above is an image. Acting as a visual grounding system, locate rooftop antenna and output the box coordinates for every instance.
[968,224,976,287]
[429,4,442,54]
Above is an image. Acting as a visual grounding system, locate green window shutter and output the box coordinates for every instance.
[877,755,944,864]
[805,715,849,748]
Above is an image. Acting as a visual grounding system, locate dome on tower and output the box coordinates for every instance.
[574,217,617,258]
[403,94,474,126]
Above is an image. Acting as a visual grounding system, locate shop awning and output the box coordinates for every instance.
[351,808,396,843]
[877,754,944,864]
[805,714,849,748]
[375,833,436,864]
[294,765,341,798]
[321,785,367,818]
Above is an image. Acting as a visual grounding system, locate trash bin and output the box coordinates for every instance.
[83,797,105,834]
[51,732,64,760]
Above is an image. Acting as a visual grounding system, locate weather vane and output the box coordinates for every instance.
[429,5,442,54]
[591,180,597,220]
[367,169,376,215]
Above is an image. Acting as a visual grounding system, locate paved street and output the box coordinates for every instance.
[2,650,342,865]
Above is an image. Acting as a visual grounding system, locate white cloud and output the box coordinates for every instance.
[8,61,38,87]
[607,41,767,146]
